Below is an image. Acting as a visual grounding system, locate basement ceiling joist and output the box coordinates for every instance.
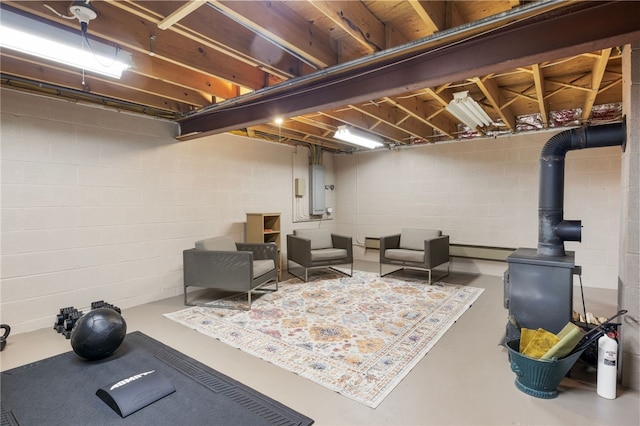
[176,1,640,140]
[1,1,637,152]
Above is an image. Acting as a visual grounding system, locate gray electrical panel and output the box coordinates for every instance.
[309,165,325,215]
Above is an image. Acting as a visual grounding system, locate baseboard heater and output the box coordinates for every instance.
[449,244,516,262]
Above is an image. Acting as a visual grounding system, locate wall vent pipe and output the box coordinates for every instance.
[537,120,626,257]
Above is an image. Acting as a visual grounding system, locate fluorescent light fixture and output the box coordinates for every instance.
[334,125,384,149]
[446,91,493,129]
[0,8,132,79]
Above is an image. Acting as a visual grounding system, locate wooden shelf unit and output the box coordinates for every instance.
[246,213,281,247]
[246,213,282,276]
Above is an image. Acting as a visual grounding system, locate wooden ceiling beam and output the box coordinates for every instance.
[473,77,516,131]
[130,53,238,101]
[545,78,592,92]
[179,1,640,139]
[310,1,386,53]
[157,0,205,30]
[582,48,612,121]
[250,124,345,151]
[383,96,456,138]
[531,64,549,128]
[320,108,408,145]
[208,0,337,69]
[127,1,305,81]
[407,1,447,34]
[352,102,427,142]
[292,116,337,134]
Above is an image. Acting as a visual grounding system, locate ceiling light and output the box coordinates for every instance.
[334,125,384,149]
[0,8,132,79]
[446,91,493,129]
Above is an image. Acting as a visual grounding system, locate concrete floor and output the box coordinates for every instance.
[1,260,638,425]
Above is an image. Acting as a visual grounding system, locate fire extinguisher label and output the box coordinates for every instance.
[604,350,616,366]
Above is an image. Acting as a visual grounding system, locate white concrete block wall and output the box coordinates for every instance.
[0,88,626,336]
[1,89,311,334]
[335,130,623,289]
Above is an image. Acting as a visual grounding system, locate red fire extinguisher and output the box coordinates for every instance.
[597,331,619,399]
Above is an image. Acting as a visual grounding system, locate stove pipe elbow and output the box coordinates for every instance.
[537,120,626,257]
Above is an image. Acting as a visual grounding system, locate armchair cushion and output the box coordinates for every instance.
[253,259,276,277]
[195,236,237,251]
[400,228,441,250]
[294,229,332,249]
[384,249,425,263]
[311,248,348,261]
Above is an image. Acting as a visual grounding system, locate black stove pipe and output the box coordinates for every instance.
[537,121,626,257]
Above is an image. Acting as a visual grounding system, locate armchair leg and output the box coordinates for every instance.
[429,261,451,285]
[380,265,404,278]
[444,260,451,280]
[287,260,309,282]
[328,265,352,278]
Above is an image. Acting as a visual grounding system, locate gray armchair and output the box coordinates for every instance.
[286,229,353,282]
[380,228,450,284]
[183,236,278,309]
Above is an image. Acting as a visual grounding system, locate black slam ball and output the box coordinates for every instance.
[70,308,127,360]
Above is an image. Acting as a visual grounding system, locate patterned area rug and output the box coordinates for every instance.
[165,270,483,408]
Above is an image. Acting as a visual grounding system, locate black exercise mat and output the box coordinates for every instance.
[0,331,313,426]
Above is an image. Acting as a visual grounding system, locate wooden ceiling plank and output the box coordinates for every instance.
[598,78,622,95]
[310,1,386,53]
[408,1,446,34]
[503,87,542,103]
[132,1,303,80]
[545,78,592,92]
[208,0,337,69]
[473,77,516,131]
[157,0,206,30]
[384,96,456,137]
[251,124,344,151]
[543,86,570,101]
[131,53,237,100]
[396,115,411,126]
[321,109,407,144]
[582,48,612,121]
[292,116,337,134]
[531,64,549,128]
[350,103,429,143]
[100,1,266,88]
